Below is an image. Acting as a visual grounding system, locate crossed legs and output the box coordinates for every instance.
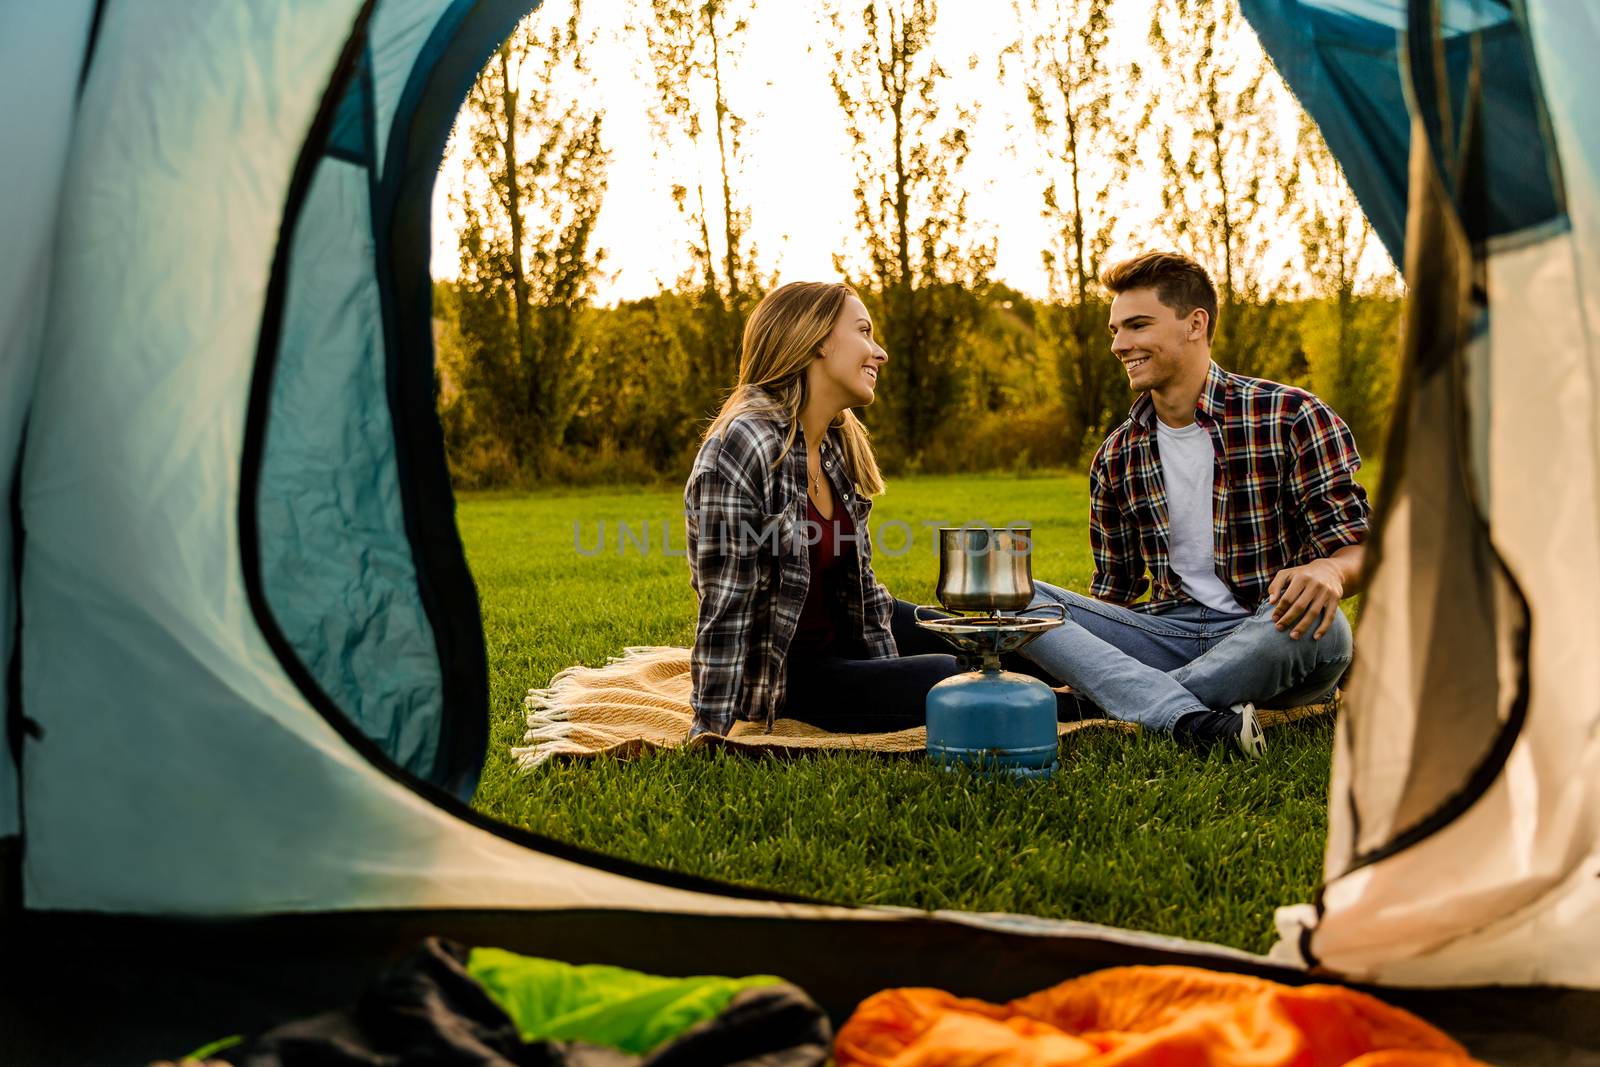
[1016,581,1352,732]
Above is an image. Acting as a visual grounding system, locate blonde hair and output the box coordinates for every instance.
[704,281,886,496]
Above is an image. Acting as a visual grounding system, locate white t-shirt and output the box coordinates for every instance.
[1154,417,1249,615]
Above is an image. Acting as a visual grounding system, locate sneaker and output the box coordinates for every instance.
[1232,701,1266,759]
[1173,703,1266,759]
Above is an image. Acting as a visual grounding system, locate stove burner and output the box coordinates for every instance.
[913,604,1066,669]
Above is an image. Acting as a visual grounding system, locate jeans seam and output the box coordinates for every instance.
[1060,594,1197,639]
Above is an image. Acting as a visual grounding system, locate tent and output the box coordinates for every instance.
[1,0,1596,1062]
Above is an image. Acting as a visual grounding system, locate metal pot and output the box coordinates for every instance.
[934,525,1036,613]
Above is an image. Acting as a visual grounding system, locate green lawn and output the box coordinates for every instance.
[463,471,1352,954]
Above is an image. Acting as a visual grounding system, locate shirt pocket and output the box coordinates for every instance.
[1227,448,1284,517]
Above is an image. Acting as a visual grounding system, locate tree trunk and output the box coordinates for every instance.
[708,13,740,307]
[497,45,536,463]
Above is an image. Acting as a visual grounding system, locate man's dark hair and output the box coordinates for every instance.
[1099,251,1219,342]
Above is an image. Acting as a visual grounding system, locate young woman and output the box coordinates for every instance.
[684,281,1074,738]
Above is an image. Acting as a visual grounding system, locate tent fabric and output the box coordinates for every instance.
[369,0,476,179]
[1256,0,1600,985]
[262,146,447,783]
[1302,0,1511,36]
[257,0,511,792]
[7,0,871,921]
[1240,0,1561,266]
[359,0,540,800]
[0,0,97,842]
[1333,101,1524,865]
[1239,0,1412,258]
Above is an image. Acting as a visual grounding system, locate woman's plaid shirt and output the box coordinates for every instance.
[684,413,898,735]
[1090,362,1371,612]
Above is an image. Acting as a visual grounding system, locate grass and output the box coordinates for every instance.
[463,471,1359,954]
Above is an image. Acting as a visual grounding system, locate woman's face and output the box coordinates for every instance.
[813,295,887,408]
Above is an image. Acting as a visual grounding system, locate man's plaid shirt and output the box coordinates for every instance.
[684,412,897,735]
[1089,362,1371,612]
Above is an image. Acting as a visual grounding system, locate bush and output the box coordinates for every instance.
[887,403,1077,476]
[536,439,681,489]
[446,436,522,491]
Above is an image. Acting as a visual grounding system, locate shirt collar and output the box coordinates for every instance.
[1129,361,1231,430]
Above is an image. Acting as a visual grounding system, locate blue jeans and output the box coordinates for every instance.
[1016,582,1353,732]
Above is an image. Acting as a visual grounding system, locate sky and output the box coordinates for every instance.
[431,0,1396,304]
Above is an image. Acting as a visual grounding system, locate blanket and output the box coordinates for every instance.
[513,647,1334,768]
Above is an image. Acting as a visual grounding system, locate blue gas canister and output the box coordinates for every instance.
[914,604,1067,780]
[925,666,1059,778]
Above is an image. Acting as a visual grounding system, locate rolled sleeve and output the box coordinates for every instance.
[1288,399,1371,560]
[849,496,898,657]
[860,574,899,657]
[685,464,766,735]
[1088,444,1148,604]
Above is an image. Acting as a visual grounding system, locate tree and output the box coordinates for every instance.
[1144,0,1290,378]
[1289,116,1403,449]
[637,0,761,418]
[826,0,995,464]
[1008,0,1132,463]
[451,0,608,476]
[566,296,698,471]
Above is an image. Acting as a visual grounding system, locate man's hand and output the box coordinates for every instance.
[1267,555,1350,640]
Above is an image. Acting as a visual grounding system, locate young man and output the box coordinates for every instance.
[1018,251,1370,757]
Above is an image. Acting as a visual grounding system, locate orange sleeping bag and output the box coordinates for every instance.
[834,965,1486,1067]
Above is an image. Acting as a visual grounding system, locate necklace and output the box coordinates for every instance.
[809,465,823,496]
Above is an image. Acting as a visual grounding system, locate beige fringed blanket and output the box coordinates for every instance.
[512,646,1337,769]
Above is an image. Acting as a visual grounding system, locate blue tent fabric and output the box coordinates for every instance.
[255,1,497,790]
[252,0,536,795]
[0,0,98,841]
[327,51,375,167]
[1302,0,1512,36]
[232,0,543,799]
[1242,0,1563,264]
[1241,0,1412,260]
[367,0,542,795]
[262,155,447,782]
[1402,13,1564,240]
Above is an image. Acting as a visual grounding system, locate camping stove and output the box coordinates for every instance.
[914,526,1065,779]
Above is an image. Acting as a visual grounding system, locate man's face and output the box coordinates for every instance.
[1107,288,1206,393]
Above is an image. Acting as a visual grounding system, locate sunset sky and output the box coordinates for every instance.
[431,0,1397,304]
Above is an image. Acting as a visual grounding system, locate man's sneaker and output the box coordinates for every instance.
[1232,701,1266,759]
[1174,703,1266,759]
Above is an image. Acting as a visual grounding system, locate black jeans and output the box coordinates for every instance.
[781,599,1084,732]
